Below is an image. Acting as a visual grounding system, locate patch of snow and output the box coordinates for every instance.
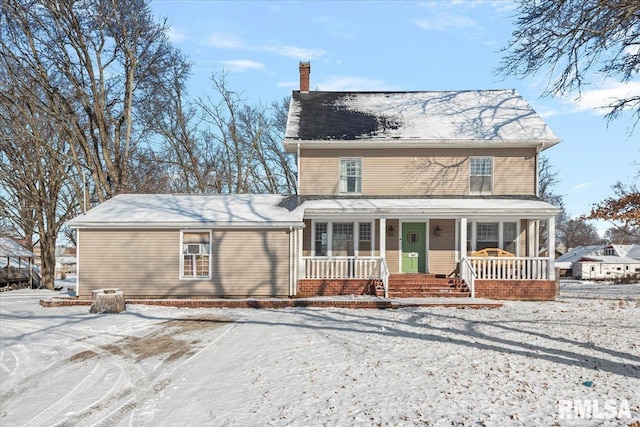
[1,283,638,425]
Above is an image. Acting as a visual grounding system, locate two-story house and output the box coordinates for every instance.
[68,63,561,301]
[286,63,561,300]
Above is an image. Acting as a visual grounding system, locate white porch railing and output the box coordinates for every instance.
[466,257,551,281]
[302,256,383,279]
[380,258,390,298]
[460,257,476,298]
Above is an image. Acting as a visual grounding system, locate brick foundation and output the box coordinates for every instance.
[474,280,557,301]
[39,298,503,309]
[296,279,378,297]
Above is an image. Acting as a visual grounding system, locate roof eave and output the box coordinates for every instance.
[68,221,305,230]
[284,138,560,152]
[303,207,561,219]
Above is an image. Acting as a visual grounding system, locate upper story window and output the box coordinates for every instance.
[339,158,362,194]
[181,231,211,279]
[470,157,492,195]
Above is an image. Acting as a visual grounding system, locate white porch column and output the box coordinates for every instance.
[527,220,537,257]
[379,218,387,260]
[547,216,556,280]
[297,227,304,284]
[460,217,467,260]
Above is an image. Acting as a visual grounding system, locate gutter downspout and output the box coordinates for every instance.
[535,145,541,197]
[296,142,301,193]
[289,226,294,297]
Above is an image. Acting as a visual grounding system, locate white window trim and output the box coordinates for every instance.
[457,220,520,257]
[469,156,493,195]
[311,219,375,257]
[179,229,213,280]
[338,157,363,195]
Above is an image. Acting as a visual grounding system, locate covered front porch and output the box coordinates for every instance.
[292,198,560,300]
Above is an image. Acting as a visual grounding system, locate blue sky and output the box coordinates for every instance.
[150,0,639,234]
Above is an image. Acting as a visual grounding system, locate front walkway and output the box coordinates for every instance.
[39,295,502,310]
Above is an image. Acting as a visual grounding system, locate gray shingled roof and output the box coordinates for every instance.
[285,90,559,147]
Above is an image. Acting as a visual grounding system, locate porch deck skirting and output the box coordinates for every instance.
[301,256,389,297]
[474,280,558,301]
[297,279,380,297]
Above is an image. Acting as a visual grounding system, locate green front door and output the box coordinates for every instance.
[402,223,426,273]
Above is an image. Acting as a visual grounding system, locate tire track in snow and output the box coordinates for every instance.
[56,321,242,427]
[23,361,109,427]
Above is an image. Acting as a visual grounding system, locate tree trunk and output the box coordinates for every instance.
[90,289,126,314]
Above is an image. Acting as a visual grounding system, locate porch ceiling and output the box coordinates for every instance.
[299,197,561,219]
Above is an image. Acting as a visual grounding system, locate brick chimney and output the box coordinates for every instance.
[299,61,310,92]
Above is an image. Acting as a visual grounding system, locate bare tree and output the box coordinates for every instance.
[537,155,567,249]
[0,0,189,288]
[0,0,188,202]
[139,52,221,193]
[499,0,640,129]
[198,72,296,195]
[604,225,640,243]
[0,100,79,289]
[560,218,604,250]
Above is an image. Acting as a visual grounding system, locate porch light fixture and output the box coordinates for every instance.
[434,225,442,236]
[388,225,395,236]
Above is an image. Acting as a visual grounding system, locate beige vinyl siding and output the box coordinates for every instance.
[384,219,400,273]
[428,219,457,276]
[78,228,290,298]
[519,219,528,256]
[302,219,312,256]
[299,148,536,196]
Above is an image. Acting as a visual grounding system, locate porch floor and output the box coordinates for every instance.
[40,295,502,310]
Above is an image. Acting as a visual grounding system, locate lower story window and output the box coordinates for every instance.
[332,223,354,256]
[315,223,328,256]
[476,223,498,250]
[312,221,374,256]
[466,221,519,255]
[181,231,211,279]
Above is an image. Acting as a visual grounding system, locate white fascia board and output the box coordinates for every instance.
[68,221,306,230]
[284,138,559,152]
[303,207,561,219]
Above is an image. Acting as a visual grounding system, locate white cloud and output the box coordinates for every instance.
[316,76,399,92]
[277,81,299,89]
[418,0,515,14]
[533,80,640,118]
[624,44,640,56]
[204,32,245,49]
[572,81,640,113]
[202,32,325,60]
[217,60,266,72]
[572,182,591,191]
[260,45,326,60]
[414,14,477,31]
[167,26,187,43]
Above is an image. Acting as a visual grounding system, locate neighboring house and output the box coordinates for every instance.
[573,256,640,280]
[55,256,77,278]
[555,245,607,277]
[68,63,562,300]
[0,237,40,288]
[560,243,640,280]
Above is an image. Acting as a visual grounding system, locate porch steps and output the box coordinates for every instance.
[387,274,470,298]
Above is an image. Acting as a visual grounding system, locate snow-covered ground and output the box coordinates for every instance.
[1,281,638,426]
